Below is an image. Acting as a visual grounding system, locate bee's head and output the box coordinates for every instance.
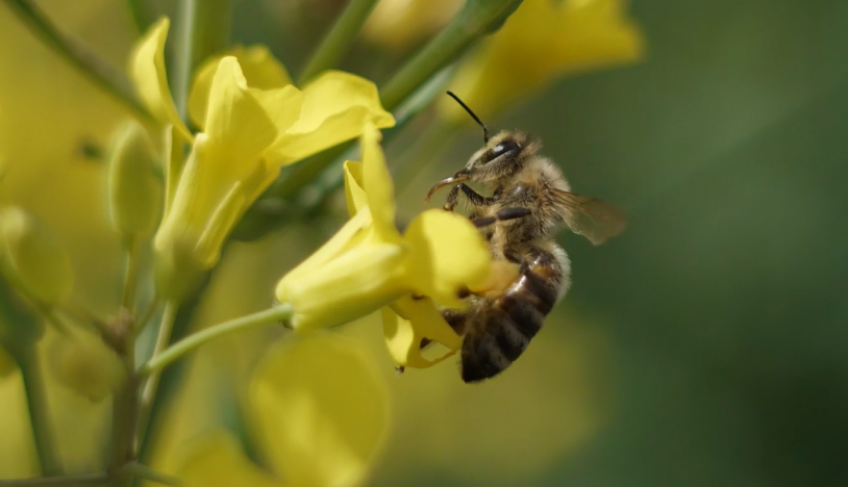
[425,130,541,201]
[425,92,542,202]
[459,130,539,183]
[425,91,541,201]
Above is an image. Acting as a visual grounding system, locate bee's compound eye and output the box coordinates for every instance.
[486,141,520,161]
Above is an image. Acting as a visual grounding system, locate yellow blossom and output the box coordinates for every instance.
[361,0,463,53]
[0,207,73,306]
[441,0,644,122]
[128,19,394,300]
[276,124,490,368]
[178,334,389,487]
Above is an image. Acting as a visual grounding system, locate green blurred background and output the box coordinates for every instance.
[2,0,847,486]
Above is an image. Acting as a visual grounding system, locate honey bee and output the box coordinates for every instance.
[425,92,626,383]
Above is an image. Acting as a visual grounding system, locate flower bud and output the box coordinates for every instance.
[107,119,162,237]
[0,207,74,306]
[47,329,126,402]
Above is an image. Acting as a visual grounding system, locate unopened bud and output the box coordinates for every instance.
[107,120,162,237]
[0,207,74,306]
[47,329,126,402]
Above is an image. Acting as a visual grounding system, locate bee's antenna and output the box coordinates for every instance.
[446,91,489,143]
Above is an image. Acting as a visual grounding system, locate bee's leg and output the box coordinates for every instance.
[444,183,492,211]
[471,207,532,228]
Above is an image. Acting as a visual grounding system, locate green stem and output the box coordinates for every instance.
[108,312,137,487]
[17,350,63,476]
[0,473,109,487]
[108,376,137,487]
[379,0,525,111]
[120,237,139,313]
[138,304,293,378]
[124,0,155,34]
[133,299,160,338]
[297,0,381,85]
[121,463,180,487]
[1,0,153,123]
[171,0,233,120]
[133,301,178,454]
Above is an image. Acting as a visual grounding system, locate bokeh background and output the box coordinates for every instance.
[1,0,847,486]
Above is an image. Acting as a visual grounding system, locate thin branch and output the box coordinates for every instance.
[298,0,381,85]
[17,350,63,476]
[138,304,293,378]
[134,301,178,454]
[122,463,182,487]
[0,473,108,487]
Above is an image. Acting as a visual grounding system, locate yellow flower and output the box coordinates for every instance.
[361,0,463,53]
[178,334,389,487]
[275,124,491,368]
[128,19,394,300]
[441,0,644,122]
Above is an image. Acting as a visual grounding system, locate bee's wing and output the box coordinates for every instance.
[550,189,627,245]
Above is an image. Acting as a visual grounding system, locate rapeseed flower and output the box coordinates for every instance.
[441,0,644,122]
[275,124,491,368]
[129,19,394,299]
[178,334,389,487]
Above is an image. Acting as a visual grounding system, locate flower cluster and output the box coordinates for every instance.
[277,124,492,367]
[130,19,395,300]
[0,0,644,486]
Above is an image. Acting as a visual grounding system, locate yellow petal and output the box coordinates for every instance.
[403,209,491,307]
[276,230,407,331]
[360,124,399,242]
[279,208,372,285]
[128,17,191,139]
[383,295,461,369]
[204,56,301,165]
[188,45,293,129]
[249,333,390,487]
[269,71,395,165]
[343,160,366,217]
[442,0,643,122]
[549,0,645,78]
[178,431,282,487]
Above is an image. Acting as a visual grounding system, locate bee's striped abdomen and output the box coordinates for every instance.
[460,246,565,383]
